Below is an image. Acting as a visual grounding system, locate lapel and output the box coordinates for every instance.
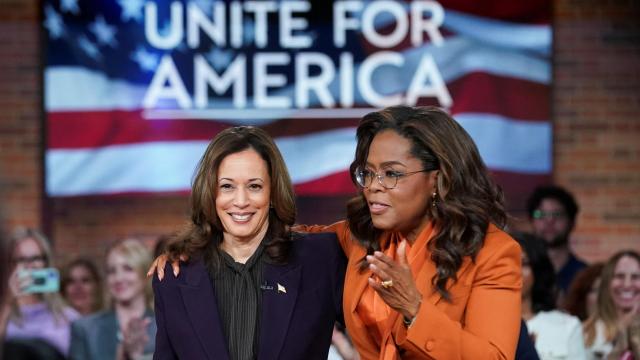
[179,259,230,360]
[96,311,118,359]
[258,260,301,360]
[348,245,370,314]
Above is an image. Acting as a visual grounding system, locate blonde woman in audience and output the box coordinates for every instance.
[1,228,80,356]
[61,258,103,316]
[514,232,586,360]
[584,250,640,360]
[69,238,156,360]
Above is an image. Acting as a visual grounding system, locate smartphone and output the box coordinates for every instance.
[19,268,60,294]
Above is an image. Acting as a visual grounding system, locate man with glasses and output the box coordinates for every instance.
[526,185,587,298]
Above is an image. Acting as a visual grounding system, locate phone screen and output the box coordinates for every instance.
[19,268,60,294]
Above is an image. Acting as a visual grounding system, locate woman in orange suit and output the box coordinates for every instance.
[153,105,522,359]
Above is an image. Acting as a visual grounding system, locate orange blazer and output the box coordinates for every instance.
[303,221,522,360]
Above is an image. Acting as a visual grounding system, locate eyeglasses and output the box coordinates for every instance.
[13,255,46,265]
[532,210,567,220]
[354,167,431,189]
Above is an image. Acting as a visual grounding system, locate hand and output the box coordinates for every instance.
[146,254,186,281]
[366,240,422,320]
[121,317,151,359]
[8,268,33,299]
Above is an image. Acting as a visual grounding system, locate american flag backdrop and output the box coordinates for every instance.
[44,0,552,210]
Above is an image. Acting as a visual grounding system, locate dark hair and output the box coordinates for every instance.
[526,185,579,224]
[61,257,104,313]
[346,106,506,300]
[512,232,557,313]
[563,263,604,321]
[167,126,295,269]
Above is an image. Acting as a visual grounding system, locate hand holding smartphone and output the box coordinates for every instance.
[18,268,60,294]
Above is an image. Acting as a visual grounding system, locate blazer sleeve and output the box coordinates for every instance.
[293,221,353,256]
[68,319,89,360]
[393,232,522,359]
[152,270,179,360]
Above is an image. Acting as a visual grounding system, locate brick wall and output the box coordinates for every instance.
[0,0,638,265]
[553,0,640,261]
[0,0,43,232]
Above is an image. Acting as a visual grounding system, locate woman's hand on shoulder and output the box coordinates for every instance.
[147,253,187,281]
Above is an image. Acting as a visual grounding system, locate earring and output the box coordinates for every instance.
[431,191,437,207]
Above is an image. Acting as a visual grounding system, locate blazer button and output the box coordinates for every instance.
[425,340,435,351]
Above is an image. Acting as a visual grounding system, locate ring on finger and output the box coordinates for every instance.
[380,279,394,288]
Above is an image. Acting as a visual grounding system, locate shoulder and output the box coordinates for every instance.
[531,310,581,329]
[152,256,207,290]
[476,224,521,263]
[72,310,114,330]
[292,232,339,255]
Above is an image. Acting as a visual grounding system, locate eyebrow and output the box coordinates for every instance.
[218,177,265,182]
[366,161,406,168]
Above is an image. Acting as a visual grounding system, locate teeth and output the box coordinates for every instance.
[231,214,251,221]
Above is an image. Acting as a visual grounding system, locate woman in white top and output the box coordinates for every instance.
[514,232,587,360]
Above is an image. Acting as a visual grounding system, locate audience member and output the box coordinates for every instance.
[584,250,640,360]
[61,258,103,316]
[527,185,587,298]
[515,232,586,359]
[563,263,604,321]
[1,227,80,356]
[69,238,156,360]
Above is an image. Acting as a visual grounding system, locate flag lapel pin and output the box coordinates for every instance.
[277,283,286,294]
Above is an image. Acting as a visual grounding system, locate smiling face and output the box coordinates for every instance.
[609,255,640,313]
[363,130,438,239]
[106,250,145,305]
[216,149,271,245]
[64,265,98,315]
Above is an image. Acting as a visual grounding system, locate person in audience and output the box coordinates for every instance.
[563,263,604,321]
[515,232,586,359]
[153,106,522,359]
[152,126,346,359]
[584,250,640,360]
[527,185,587,298]
[1,227,80,356]
[61,258,103,316]
[69,238,156,360]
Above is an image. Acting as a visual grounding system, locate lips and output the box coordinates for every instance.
[369,201,390,215]
[230,212,253,222]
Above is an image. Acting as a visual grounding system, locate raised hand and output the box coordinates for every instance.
[366,240,422,320]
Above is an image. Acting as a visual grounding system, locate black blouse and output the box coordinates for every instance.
[211,244,265,360]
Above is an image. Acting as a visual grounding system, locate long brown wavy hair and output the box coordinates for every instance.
[347,106,506,300]
[167,126,296,270]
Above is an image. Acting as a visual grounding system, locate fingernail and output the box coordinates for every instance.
[366,255,373,261]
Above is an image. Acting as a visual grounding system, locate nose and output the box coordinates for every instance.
[367,174,385,192]
[233,187,250,207]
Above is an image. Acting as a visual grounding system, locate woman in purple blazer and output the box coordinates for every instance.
[152,126,346,360]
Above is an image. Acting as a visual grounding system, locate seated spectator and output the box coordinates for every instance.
[69,238,156,360]
[514,232,587,359]
[563,263,604,321]
[584,250,640,360]
[1,227,80,356]
[61,258,103,316]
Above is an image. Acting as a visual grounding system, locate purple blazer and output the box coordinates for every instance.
[152,232,346,360]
